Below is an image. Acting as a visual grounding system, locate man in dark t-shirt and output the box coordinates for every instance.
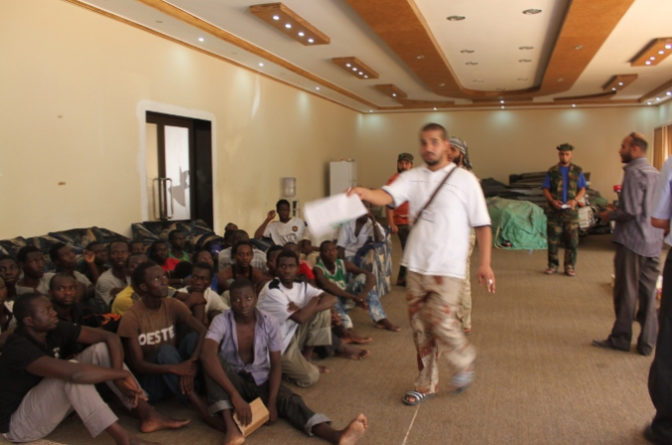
[0,293,188,444]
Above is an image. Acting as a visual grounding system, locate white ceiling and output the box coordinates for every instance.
[74,0,672,112]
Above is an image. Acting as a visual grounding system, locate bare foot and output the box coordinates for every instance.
[375,318,400,332]
[336,343,370,360]
[318,365,331,374]
[342,330,372,344]
[223,428,245,445]
[140,413,191,433]
[338,413,368,445]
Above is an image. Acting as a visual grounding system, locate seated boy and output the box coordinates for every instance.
[314,241,399,332]
[44,243,94,304]
[254,199,307,246]
[77,240,109,284]
[258,250,336,387]
[117,261,221,429]
[201,278,368,445]
[148,240,180,273]
[218,230,267,273]
[168,230,191,263]
[111,253,146,316]
[177,262,229,325]
[0,293,189,444]
[218,241,266,293]
[0,277,15,349]
[15,246,50,296]
[0,255,21,300]
[94,240,131,312]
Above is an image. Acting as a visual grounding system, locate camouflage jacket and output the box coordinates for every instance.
[547,163,583,201]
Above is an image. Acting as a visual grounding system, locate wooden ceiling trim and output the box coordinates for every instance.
[539,0,634,94]
[602,74,638,92]
[134,0,378,108]
[630,37,672,67]
[639,78,672,103]
[249,3,330,46]
[332,57,379,79]
[374,84,408,99]
[553,91,618,103]
[346,0,634,101]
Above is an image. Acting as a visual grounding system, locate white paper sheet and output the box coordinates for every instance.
[304,193,367,238]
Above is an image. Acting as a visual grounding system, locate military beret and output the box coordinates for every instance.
[398,152,414,162]
[556,143,574,152]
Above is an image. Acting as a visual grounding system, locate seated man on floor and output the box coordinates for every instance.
[117,261,221,430]
[45,242,95,305]
[254,199,306,247]
[77,240,109,284]
[111,253,146,316]
[0,255,21,300]
[94,240,131,312]
[218,241,266,294]
[314,241,399,333]
[336,205,392,297]
[201,278,368,445]
[15,246,50,296]
[148,240,180,273]
[50,273,119,334]
[258,250,336,387]
[168,230,191,263]
[0,277,16,349]
[0,292,189,445]
[284,242,316,286]
[218,230,267,273]
[130,240,147,255]
[178,262,229,325]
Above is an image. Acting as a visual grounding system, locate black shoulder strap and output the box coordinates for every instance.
[414,165,459,223]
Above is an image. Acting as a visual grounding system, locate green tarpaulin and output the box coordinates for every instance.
[487,197,547,250]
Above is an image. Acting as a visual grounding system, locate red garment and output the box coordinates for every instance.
[161,257,181,272]
[298,261,315,280]
[386,172,410,225]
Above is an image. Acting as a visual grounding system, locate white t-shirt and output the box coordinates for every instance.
[337,218,384,258]
[263,217,306,245]
[257,280,322,352]
[217,246,267,272]
[178,286,229,314]
[95,269,130,306]
[382,164,491,278]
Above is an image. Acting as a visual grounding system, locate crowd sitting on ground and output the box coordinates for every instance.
[0,202,397,444]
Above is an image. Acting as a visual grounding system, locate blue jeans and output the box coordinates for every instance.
[138,331,199,404]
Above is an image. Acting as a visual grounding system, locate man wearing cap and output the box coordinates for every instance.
[542,143,587,276]
[386,152,414,286]
[593,132,663,356]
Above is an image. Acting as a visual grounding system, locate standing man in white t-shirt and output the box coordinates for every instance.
[349,122,496,406]
[254,199,306,246]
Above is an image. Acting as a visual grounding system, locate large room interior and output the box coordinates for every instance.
[2,0,672,444]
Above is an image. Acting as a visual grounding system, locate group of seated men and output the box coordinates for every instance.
[0,199,399,445]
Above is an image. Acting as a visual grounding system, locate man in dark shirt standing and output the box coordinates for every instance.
[0,293,188,444]
[593,132,664,355]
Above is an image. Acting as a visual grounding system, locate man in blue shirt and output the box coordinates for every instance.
[542,143,587,276]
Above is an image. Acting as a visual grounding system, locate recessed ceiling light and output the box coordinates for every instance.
[518,59,532,63]
[557,78,564,82]
[574,45,584,50]
[392,93,397,97]
[522,8,542,14]
[358,71,364,75]
[272,14,280,20]
[433,107,437,111]
[666,44,672,49]
[439,83,446,87]
[258,62,264,67]
[500,105,505,109]
[155,20,163,24]
[297,31,305,37]
[518,46,534,50]
[460,49,475,54]
[364,75,369,79]
[369,109,373,112]
[446,15,466,21]
[315,86,320,91]
[667,91,672,96]
[345,63,351,67]
[284,23,292,29]
[647,101,652,105]
[650,56,656,60]
[646,60,652,65]
[500,100,505,104]
[571,104,576,108]
[659,50,665,55]
[657,97,662,101]
[416,55,425,60]
[465,61,478,66]
[198,37,205,42]
[611,87,617,91]
[307,38,314,44]
[352,67,358,71]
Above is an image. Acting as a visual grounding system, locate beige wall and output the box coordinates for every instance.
[354,107,660,202]
[0,0,357,238]
[1,0,669,241]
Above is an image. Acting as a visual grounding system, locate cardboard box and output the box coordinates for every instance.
[233,397,270,437]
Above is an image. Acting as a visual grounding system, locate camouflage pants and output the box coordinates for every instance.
[547,210,579,269]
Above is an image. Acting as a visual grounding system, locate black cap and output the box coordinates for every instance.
[398,152,414,162]
[556,143,574,152]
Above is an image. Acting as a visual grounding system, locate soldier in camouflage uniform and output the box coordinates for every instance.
[542,143,587,276]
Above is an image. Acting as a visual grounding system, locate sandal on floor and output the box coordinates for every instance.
[544,268,557,275]
[565,267,576,277]
[402,390,436,406]
[451,368,474,394]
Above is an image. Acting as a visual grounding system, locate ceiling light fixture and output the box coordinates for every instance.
[433,107,437,111]
[375,84,407,100]
[446,15,465,21]
[249,3,330,46]
[571,104,576,108]
[332,57,379,79]
[198,37,205,42]
[460,49,475,54]
[416,55,425,60]
[574,45,584,50]
[258,62,264,67]
[522,8,542,14]
[315,86,320,90]
[518,46,534,50]
[465,61,478,66]
[518,59,532,63]
[630,37,672,67]
[602,74,637,92]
